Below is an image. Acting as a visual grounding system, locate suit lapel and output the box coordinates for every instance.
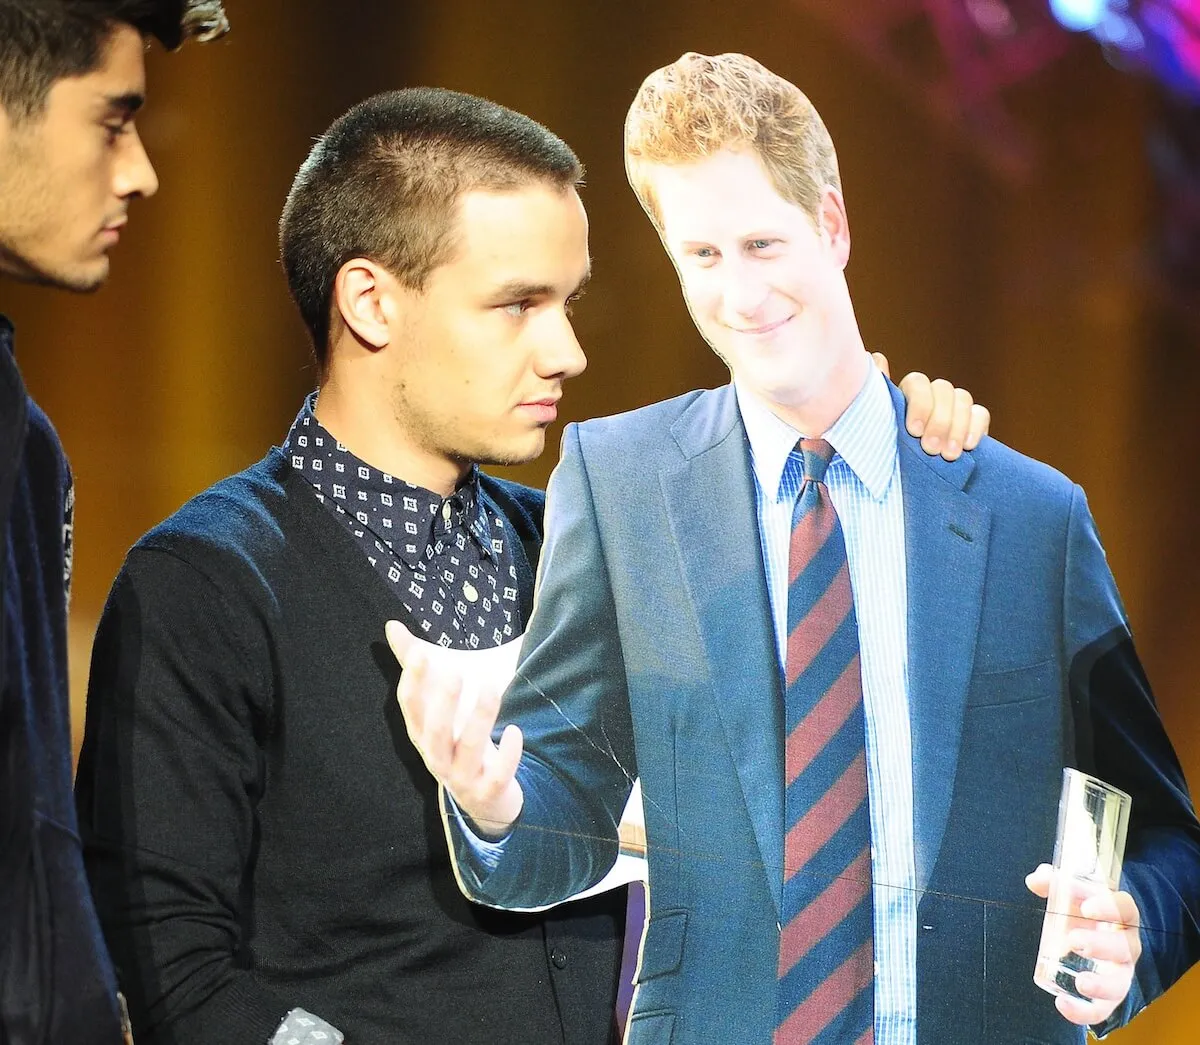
[894,390,991,895]
[660,386,785,915]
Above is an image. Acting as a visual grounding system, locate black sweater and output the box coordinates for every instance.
[75,450,624,1045]
[0,316,124,1044]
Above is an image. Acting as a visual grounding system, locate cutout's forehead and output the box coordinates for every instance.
[648,151,807,241]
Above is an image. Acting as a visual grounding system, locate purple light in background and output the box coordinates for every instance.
[1140,1,1200,97]
[1051,0,1200,98]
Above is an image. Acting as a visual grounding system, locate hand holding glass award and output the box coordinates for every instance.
[1033,768,1133,1000]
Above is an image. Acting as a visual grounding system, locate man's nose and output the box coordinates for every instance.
[721,261,771,320]
[114,126,159,201]
[535,312,588,380]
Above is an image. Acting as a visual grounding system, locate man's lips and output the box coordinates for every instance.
[100,218,127,244]
[729,315,793,335]
[519,398,560,423]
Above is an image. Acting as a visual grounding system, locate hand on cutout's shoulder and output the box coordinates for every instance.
[873,351,991,461]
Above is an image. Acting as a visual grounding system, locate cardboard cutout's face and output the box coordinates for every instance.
[0,24,158,291]
[645,148,854,418]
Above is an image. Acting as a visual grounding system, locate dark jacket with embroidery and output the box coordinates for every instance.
[0,315,123,1044]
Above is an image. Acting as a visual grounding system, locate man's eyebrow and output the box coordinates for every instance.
[491,269,592,301]
[492,280,554,300]
[102,92,145,118]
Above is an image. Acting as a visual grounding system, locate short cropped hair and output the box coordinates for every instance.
[279,87,585,369]
[624,51,840,230]
[0,0,228,121]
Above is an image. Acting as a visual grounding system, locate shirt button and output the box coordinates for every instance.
[442,502,452,522]
[550,948,568,969]
[463,581,479,602]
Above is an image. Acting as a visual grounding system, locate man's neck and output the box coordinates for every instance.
[312,379,468,498]
[751,348,872,438]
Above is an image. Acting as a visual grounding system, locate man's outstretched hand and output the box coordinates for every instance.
[873,352,991,461]
[386,620,525,839]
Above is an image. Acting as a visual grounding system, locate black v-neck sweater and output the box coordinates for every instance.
[75,451,624,1045]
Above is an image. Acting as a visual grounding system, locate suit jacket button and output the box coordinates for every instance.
[551,948,568,969]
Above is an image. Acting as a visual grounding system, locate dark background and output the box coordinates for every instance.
[3,2,1196,1036]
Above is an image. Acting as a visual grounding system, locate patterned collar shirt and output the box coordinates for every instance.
[281,393,519,650]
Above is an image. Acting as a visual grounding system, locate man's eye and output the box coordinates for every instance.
[502,300,531,316]
[748,239,774,250]
[104,122,130,142]
[693,247,716,260]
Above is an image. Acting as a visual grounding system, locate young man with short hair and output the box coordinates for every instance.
[75,87,622,1045]
[0,2,227,1042]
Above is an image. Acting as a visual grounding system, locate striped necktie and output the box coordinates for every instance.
[776,438,875,1045]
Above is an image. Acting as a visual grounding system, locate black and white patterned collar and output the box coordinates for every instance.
[281,393,496,570]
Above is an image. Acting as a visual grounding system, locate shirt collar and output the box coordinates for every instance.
[735,361,898,504]
[281,392,496,567]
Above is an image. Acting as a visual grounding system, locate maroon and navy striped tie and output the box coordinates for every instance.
[776,438,875,1045]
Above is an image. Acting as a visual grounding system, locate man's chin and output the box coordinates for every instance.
[0,250,109,293]
[47,257,110,294]
[475,434,548,470]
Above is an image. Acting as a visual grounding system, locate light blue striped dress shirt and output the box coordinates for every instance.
[737,364,917,1045]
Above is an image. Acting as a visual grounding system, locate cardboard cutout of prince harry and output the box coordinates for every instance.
[392,52,1200,1045]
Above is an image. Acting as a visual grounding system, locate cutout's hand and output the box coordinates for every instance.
[873,352,991,461]
[1026,864,1142,1027]
[386,620,524,837]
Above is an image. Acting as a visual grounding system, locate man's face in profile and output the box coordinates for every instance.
[0,23,159,292]
[647,147,853,411]
[382,183,591,473]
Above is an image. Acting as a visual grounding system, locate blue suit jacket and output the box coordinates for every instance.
[450,382,1200,1045]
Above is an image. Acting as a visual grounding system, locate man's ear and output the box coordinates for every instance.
[818,186,851,269]
[332,257,394,350]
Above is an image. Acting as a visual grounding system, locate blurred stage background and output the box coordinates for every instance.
[4,1,1198,1038]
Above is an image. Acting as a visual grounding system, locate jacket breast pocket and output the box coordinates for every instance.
[966,658,1057,708]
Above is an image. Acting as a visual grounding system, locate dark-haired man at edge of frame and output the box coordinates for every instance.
[396,52,1200,1045]
[0,3,229,1044]
[74,86,986,1045]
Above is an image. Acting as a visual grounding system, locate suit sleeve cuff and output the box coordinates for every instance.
[446,793,510,872]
